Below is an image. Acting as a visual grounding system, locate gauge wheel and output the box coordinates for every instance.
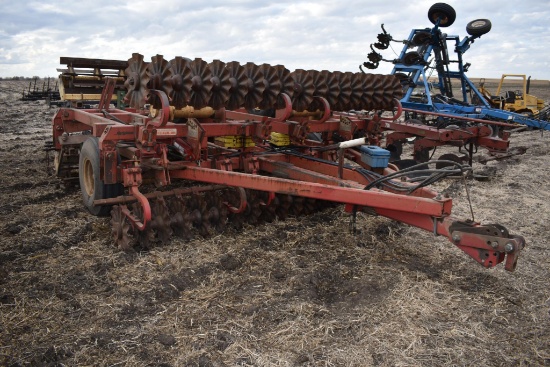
[428,3,456,27]
[466,19,492,37]
[79,137,123,216]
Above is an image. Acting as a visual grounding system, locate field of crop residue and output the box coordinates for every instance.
[1,79,549,366]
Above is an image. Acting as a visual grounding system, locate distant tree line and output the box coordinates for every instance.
[0,76,48,80]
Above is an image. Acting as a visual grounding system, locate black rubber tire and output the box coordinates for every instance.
[466,19,492,37]
[428,3,456,27]
[79,137,123,216]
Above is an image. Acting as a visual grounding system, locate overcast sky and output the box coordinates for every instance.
[1,0,549,80]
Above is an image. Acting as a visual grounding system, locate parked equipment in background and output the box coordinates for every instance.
[476,74,549,119]
[21,77,61,105]
[56,57,128,108]
[361,2,550,130]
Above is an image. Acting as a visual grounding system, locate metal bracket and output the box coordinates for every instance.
[120,166,150,231]
[448,221,525,271]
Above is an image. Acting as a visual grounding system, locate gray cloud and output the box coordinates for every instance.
[0,0,548,79]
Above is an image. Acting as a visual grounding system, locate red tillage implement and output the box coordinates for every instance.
[50,54,524,271]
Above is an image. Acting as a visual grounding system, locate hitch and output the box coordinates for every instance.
[448,221,525,271]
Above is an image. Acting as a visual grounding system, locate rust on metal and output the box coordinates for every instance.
[50,53,526,271]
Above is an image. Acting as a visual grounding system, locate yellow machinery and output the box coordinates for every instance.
[477,74,545,116]
[57,57,127,107]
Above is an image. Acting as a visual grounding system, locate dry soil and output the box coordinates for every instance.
[0,80,549,366]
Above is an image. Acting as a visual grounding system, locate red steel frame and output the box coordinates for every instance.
[51,84,525,271]
[331,105,512,162]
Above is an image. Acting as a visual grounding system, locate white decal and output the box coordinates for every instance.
[156,129,178,137]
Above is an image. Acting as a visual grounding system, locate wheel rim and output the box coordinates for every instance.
[82,157,95,197]
[470,20,486,28]
[433,12,449,25]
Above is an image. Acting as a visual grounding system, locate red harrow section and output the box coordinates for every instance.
[50,53,525,271]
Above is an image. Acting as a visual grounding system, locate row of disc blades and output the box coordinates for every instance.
[111,188,334,250]
[124,53,403,112]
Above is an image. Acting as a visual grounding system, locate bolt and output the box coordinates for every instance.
[504,242,515,253]
[491,241,499,249]
[452,234,460,242]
